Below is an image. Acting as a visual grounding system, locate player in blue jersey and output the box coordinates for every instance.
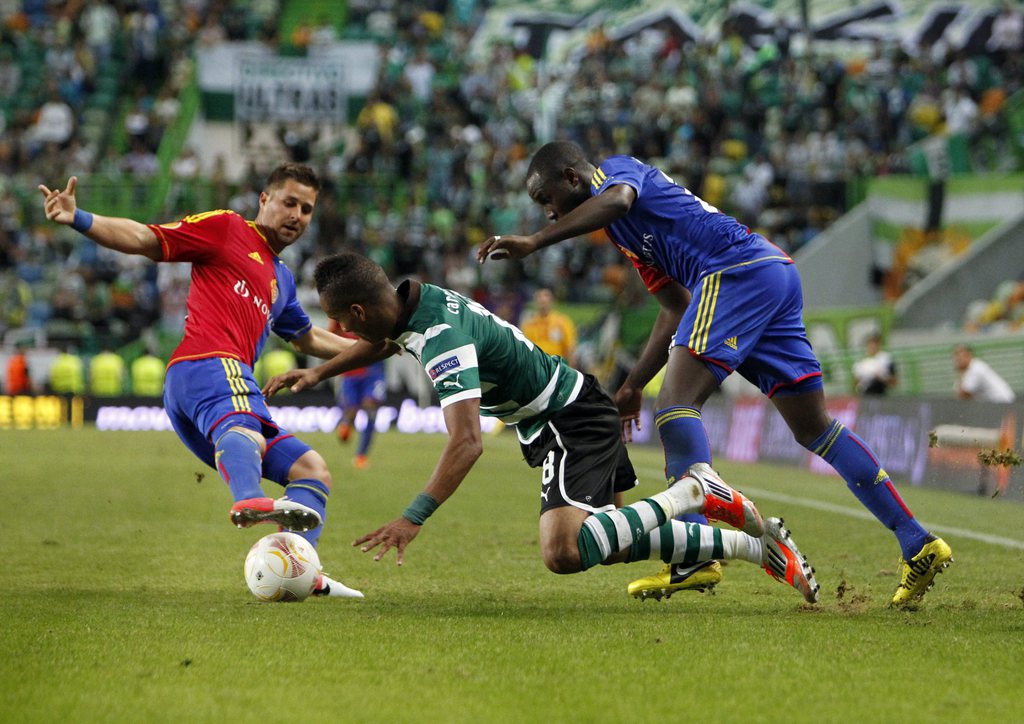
[263,252,821,603]
[329,323,387,469]
[478,141,952,607]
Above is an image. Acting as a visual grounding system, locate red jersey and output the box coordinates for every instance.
[150,210,311,368]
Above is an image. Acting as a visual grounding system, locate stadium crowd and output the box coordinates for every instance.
[1,0,278,352]
[2,0,1023,389]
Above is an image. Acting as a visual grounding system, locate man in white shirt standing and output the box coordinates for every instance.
[954,345,1016,402]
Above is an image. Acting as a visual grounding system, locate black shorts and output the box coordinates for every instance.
[520,375,639,515]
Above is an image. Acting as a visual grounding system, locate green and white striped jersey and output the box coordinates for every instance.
[394,283,583,442]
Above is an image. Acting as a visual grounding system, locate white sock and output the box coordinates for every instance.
[720,529,763,565]
[649,476,704,519]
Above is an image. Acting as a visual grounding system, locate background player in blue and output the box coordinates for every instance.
[329,322,387,469]
[478,141,952,607]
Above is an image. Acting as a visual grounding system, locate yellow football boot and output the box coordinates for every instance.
[628,560,723,601]
[891,537,953,607]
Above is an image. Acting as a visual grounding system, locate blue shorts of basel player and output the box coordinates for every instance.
[678,261,824,397]
[164,357,311,485]
[338,367,386,410]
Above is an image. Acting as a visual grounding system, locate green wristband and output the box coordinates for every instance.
[402,493,439,525]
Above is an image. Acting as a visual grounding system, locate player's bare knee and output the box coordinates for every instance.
[288,451,332,488]
[228,425,266,454]
[789,418,831,448]
[542,543,583,574]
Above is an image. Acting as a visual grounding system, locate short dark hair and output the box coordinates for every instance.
[314,252,391,310]
[527,141,590,182]
[265,163,321,193]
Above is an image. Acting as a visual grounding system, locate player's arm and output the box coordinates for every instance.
[290,325,358,360]
[262,335,398,396]
[38,177,161,260]
[477,184,636,262]
[353,398,484,565]
[614,280,691,441]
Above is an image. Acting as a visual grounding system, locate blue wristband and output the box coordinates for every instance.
[402,493,439,525]
[71,208,94,233]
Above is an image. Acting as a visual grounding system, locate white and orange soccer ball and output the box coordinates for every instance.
[244,532,321,602]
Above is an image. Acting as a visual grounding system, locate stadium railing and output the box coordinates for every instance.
[817,334,1024,397]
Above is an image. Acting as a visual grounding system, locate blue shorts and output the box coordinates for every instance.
[163,357,312,486]
[676,262,823,397]
[338,366,386,409]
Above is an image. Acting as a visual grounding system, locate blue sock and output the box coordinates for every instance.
[656,406,711,525]
[284,478,330,548]
[807,419,929,558]
[214,429,264,502]
[357,412,376,456]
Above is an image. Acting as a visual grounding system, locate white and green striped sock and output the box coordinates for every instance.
[577,498,667,569]
[627,521,763,565]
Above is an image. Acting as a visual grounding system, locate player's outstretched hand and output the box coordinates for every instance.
[262,368,320,397]
[614,383,644,443]
[353,517,421,565]
[38,176,78,225]
[476,234,538,264]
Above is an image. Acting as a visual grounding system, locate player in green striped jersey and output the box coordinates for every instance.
[263,252,819,602]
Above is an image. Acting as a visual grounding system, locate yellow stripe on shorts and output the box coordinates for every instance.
[688,272,722,354]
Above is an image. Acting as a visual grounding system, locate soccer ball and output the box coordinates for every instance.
[244,532,321,602]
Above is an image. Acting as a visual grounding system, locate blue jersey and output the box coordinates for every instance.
[592,156,791,291]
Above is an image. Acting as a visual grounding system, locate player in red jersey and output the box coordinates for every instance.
[39,164,364,598]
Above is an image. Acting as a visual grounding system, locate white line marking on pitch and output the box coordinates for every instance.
[637,467,1024,550]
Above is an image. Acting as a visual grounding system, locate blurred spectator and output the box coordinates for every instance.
[7,3,1024,359]
[953,345,1015,402]
[4,342,32,394]
[989,2,1024,65]
[852,333,898,396]
[27,86,75,149]
[289,22,312,51]
[197,13,227,46]
[125,91,154,149]
[355,91,400,166]
[168,146,201,213]
[80,2,119,61]
[442,249,477,296]
[126,4,164,88]
[520,288,578,367]
[942,86,979,136]
[964,276,1024,331]
[1,273,31,332]
[0,47,20,98]
[404,46,436,102]
[310,15,339,48]
[123,137,159,205]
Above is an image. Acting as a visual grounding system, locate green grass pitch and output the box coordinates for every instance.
[1,428,1022,722]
